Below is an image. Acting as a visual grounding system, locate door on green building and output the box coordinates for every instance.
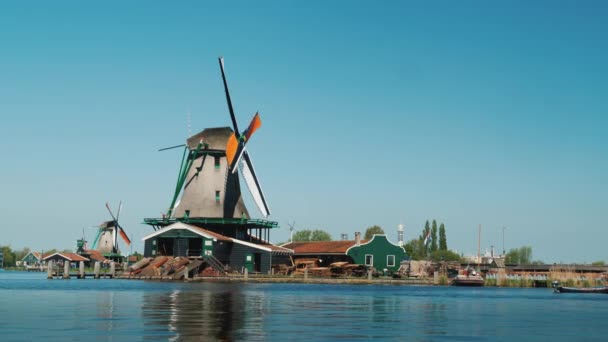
[202,239,213,256]
[244,253,254,272]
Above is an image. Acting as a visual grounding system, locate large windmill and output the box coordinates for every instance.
[144,57,277,243]
[92,202,131,261]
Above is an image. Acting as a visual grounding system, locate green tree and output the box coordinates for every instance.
[430,220,438,252]
[430,249,462,262]
[592,261,606,266]
[364,225,385,240]
[404,238,425,260]
[292,229,332,242]
[439,223,447,251]
[44,249,59,256]
[1,245,16,267]
[310,230,332,241]
[423,220,430,239]
[505,246,533,265]
[417,220,431,258]
[15,247,31,261]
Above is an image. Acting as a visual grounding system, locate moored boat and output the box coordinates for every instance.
[450,269,484,287]
[552,281,608,294]
[555,286,608,294]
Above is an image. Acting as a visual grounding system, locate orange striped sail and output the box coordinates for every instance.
[119,229,131,246]
[225,132,238,167]
[244,112,262,141]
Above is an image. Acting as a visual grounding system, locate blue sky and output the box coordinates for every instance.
[1,1,606,263]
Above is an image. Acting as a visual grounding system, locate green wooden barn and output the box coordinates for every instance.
[346,235,407,272]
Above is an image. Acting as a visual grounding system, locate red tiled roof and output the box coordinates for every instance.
[282,240,368,254]
[266,244,294,254]
[85,250,108,262]
[189,226,232,242]
[42,252,90,262]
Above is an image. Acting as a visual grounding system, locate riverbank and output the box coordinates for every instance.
[120,273,435,285]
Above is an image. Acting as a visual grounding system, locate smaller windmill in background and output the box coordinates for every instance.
[91,202,131,262]
[76,228,88,254]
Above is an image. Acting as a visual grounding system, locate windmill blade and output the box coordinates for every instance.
[239,150,270,217]
[219,57,240,136]
[227,113,262,174]
[105,202,118,222]
[118,225,131,246]
[243,112,262,141]
[225,132,240,170]
[229,141,247,175]
[116,201,122,222]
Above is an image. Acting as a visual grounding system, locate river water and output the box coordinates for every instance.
[0,271,607,341]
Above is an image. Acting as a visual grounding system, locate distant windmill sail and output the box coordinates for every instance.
[97,201,132,253]
[119,227,131,246]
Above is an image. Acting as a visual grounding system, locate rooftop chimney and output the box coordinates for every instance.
[355,232,361,246]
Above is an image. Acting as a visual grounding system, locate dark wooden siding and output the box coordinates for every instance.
[271,254,292,266]
[174,238,188,257]
[212,242,232,265]
[144,239,154,258]
[229,244,272,274]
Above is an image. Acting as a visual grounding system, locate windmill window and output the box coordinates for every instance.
[214,156,220,169]
[365,254,373,266]
[215,191,221,202]
[387,255,395,267]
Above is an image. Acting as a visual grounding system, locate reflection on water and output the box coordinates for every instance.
[141,284,265,341]
[2,272,608,341]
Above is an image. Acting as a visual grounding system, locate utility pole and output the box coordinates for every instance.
[502,226,506,256]
[477,224,481,270]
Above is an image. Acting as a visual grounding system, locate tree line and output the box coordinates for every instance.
[288,225,386,243]
[404,220,461,262]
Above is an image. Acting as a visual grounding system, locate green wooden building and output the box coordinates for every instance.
[284,234,408,272]
[346,235,407,272]
[21,252,42,266]
[142,222,293,274]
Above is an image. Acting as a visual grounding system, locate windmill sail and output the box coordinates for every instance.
[228,112,262,174]
[239,151,270,217]
[118,226,131,246]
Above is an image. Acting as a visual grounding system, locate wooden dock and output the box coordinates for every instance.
[46,261,122,279]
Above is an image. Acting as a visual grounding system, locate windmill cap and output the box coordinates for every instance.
[186,127,234,151]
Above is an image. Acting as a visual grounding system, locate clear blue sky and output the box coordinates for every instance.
[1,1,606,263]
